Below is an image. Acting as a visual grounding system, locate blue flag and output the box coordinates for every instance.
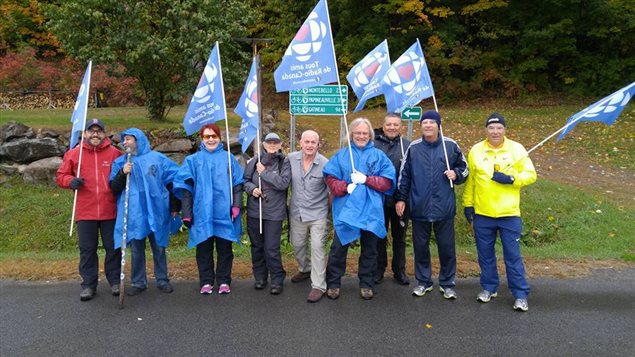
[69,61,92,148]
[557,82,635,141]
[381,39,434,113]
[346,40,391,112]
[273,0,338,92]
[234,58,260,152]
[183,43,227,136]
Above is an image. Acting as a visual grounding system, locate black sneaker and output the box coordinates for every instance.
[254,280,267,290]
[374,271,384,284]
[270,285,283,295]
[157,282,174,294]
[126,286,146,296]
[111,285,121,296]
[394,271,410,285]
[80,287,95,301]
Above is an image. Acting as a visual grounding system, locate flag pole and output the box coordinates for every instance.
[216,42,234,208]
[324,0,355,172]
[254,45,264,234]
[69,60,92,237]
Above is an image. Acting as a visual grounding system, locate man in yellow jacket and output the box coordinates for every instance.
[463,112,536,312]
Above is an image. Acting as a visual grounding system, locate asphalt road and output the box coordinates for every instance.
[1,269,633,356]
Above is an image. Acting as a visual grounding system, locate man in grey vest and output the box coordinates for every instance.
[288,130,330,303]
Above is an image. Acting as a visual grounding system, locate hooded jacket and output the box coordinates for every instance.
[109,128,179,248]
[56,138,122,221]
[323,141,396,245]
[174,142,244,248]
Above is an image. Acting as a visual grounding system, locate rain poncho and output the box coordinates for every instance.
[174,142,244,248]
[323,141,396,245]
[110,128,179,248]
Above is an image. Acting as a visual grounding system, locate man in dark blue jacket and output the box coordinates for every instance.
[373,113,411,285]
[395,110,468,300]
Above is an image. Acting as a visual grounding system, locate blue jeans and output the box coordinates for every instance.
[129,234,169,289]
[473,215,529,299]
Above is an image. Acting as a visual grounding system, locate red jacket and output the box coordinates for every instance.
[56,139,123,221]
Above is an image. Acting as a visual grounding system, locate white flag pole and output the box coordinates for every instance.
[216,42,234,208]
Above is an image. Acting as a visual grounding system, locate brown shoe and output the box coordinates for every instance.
[360,288,374,300]
[326,288,340,300]
[307,288,324,303]
[291,271,311,283]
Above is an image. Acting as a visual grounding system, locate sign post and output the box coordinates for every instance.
[401,107,422,141]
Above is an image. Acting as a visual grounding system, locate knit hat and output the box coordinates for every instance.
[485,112,506,127]
[420,110,441,126]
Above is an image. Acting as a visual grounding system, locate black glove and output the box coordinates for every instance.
[464,207,475,224]
[70,177,84,190]
[182,217,193,229]
[492,172,514,185]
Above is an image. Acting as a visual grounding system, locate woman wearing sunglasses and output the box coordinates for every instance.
[174,124,244,295]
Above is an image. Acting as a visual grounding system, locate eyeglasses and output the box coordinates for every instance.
[86,129,104,135]
[202,134,219,140]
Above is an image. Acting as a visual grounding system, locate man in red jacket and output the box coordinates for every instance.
[56,118,123,301]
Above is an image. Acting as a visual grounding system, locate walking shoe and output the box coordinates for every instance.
[374,271,384,284]
[80,287,95,301]
[513,298,529,312]
[270,285,283,295]
[307,288,324,303]
[157,282,174,294]
[360,288,374,300]
[440,287,457,300]
[218,284,231,295]
[412,285,433,297]
[199,284,213,295]
[394,271,410,285]
[476,290,497,303]
[111,285,120,296]
[127,286,146,296]
[326,288,340,300]
[291,271,311,283]
[254,280,267,290]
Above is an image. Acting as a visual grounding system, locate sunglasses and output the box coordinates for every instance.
[202,134,219,140]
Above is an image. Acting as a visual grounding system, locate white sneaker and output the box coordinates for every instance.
[412,285,433,297]
[476,290,497,303]
[513,298,529,312]
[440,287,457,300]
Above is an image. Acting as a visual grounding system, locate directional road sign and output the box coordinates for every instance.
[401,107,422,120]
[289,85,348,116]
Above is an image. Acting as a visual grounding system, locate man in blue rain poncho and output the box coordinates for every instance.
[110,128,180,296]
[323,117,395,301]
[173,124,244,295]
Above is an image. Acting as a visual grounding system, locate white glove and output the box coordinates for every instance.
[347,183,357,194]
[351,171,367,185]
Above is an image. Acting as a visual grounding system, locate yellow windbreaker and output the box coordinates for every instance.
[463,137,536,217]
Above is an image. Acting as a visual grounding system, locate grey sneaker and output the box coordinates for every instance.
[440,287,457,300]
[360,288,374,300]
[80,287,95,301]
[513,298,529,312]
[412,285,433,297]
[476,290,497,303]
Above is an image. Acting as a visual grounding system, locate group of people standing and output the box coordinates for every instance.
[57,110,536,312]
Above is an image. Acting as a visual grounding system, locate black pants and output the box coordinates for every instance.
[411,218,456,288]
[326,230,378,289]
[77,220,120,289]
[196,236,234,286]
[246,217,286,286]
[376,205,409,275]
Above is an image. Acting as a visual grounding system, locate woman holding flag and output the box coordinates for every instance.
[174,124,244,295]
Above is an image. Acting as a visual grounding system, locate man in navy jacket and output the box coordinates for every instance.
[395,110,468,300]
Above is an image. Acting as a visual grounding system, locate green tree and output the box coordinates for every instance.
[46,0,255,121]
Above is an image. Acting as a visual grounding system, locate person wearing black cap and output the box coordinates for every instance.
[395,110,468,300]
[243,132,291,295]
[56,118,123,301]
[463,112,537,312]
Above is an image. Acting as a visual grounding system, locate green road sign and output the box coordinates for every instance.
[289,85,348,116]
[401,107,422,120]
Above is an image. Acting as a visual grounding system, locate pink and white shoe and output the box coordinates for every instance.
[218,284,231,295]
[200,284,213,295]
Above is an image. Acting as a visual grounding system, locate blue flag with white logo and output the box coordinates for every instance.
[346,40,391,112]
[69,61,92,148]
[557,82,635,141]
[381,39,434,113]
[183,43,227,136]
[234,58,260,152]
[274,0,338,92]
